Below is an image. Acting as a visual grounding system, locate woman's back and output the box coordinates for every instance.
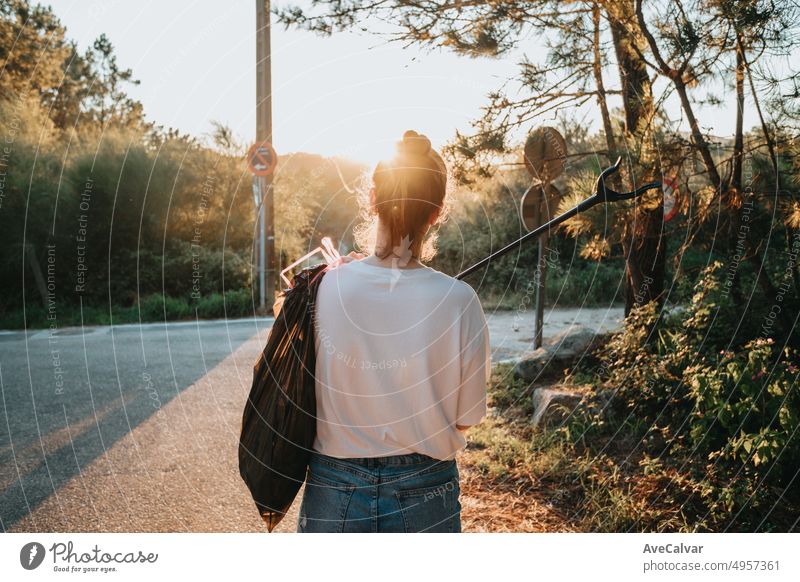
[296,129,489,532]
[313,258,490,461]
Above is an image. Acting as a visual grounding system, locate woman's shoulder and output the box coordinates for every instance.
[419,265,480,303]
[325,259,478,301]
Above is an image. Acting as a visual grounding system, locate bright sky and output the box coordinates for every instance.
[46,0,758,167]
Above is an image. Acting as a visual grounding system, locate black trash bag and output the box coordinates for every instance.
[239,262,328,532]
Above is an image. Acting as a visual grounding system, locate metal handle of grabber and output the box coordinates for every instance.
[455,157,662,281]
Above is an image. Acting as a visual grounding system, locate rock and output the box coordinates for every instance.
[513,323,599,382]
[594,386,616,409]
[531,385,589,428]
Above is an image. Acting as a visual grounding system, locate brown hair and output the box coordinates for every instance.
[355,130,449,262]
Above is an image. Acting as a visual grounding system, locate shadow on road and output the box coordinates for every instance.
[0,319,269,531]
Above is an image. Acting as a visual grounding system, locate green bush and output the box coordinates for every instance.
[138,293,191,321]
[0,288,261,329]
[547,258,625,306]
[194,293,225,319]
[193,288,254,319]
[223,288,255,318]
[689,339,800,482]
[591,261,800,520]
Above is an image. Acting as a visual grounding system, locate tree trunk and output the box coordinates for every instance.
[731,44,745,195]
[725,43,745,305]
[607,0,665,315]
[623,210,666,314]
[592,2,616,164]
[738,33,800,302]
[673,77,723,189]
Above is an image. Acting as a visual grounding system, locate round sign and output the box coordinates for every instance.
[523,127,567,183]
[247,141,278,176]
[662,177,680,222]
[520,183,562,232]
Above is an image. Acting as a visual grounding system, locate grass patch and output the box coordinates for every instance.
[0,289,258,329]
[461,363,799,532]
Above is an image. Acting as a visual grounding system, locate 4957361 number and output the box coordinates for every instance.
[729,560,779,571]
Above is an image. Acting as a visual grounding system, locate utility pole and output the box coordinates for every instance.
[255,0,276,311]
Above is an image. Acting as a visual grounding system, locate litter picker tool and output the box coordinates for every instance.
[455,157,662,281]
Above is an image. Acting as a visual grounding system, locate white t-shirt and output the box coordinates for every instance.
[312,258,490,461]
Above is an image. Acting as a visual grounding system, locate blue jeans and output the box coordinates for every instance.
[297,451,461,533]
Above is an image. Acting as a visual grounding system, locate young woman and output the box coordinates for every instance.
[297,130,490,533]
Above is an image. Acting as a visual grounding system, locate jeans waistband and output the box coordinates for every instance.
[311,451,449,469]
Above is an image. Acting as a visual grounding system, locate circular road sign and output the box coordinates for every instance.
[523,127,567,183]
[520,183,562,232]
[247,141,278,176]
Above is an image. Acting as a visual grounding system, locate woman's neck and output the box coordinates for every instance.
[370,220,425,269]
[363,253,424,269]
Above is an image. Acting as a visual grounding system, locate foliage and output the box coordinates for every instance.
[0,102,364,320]
[0,288,256,329]
[426,165,626,304]
[475,364,712,531]
[138,293,192,321]
[278,0,800,318]
[581,262,800,525]
[481,355,799,531]
[0,2,367,324]
[689,339,800,482]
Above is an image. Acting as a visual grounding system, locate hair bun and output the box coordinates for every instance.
[399,130,431,157]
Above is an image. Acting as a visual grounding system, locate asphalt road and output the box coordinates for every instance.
[0,306,623,533]
[0,317,279,532]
